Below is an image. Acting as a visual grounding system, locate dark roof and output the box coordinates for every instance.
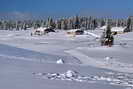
[45,28,55,32]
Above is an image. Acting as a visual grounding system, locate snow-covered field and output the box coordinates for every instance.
[0,30,133,89]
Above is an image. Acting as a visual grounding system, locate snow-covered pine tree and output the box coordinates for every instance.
[67,18,73,30]
[55,19,61,29]
[60,19,68,30]
[100,25,114,47]
[0,20,2,30]
[74,16,80,29]
[100,19,106,27]
[124,16,133,32]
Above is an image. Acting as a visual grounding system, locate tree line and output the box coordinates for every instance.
[0,16,133,32]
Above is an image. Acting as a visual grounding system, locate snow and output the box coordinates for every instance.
[0,29,133,89]
[111,27,126,32]
[65,70,78,78]
[100,25,107,30]
[84,31,101,38]
[97,26,126,32]
[0,56,127,89]
[67,45,133,73]
[67,29,81,32]
[104,56,113,62]
[56,59,64,64]
[36,27,47,31]
[33,69,133,87]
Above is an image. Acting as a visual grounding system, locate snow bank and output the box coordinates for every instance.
[84,31,100,38]
[33,70,133,87]
[56,59,64,64]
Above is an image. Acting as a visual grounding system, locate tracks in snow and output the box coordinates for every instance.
[65,49,133,73]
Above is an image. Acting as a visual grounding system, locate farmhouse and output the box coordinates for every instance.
[67,29,84,35]
[99,26,126,35]
[31,27,55,36]
[111,27,126,34]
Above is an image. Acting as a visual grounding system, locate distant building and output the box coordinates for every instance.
[67,29,84,35]
[111,27,126,34]
[98,25,126,34]
[31,27,55,36]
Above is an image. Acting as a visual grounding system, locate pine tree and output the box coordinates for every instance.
[100,19,105,27]
[93,19,98,29]
[125,17,132,32]
[75,16,80,29]
[0,21,2,30]
[106,25,111,38]
[55,20,61,29]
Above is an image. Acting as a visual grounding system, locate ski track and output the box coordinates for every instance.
[0,54,41,62]
[65,49,133,73]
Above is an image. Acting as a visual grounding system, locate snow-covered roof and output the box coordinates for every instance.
[36,27,47,31]
[67,29,81,32]
[111,27,126,32]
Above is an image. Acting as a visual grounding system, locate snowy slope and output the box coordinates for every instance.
[0,44,80,64]
[0,30,133,89]
[66,31,133,73]
[0,57,127,89]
